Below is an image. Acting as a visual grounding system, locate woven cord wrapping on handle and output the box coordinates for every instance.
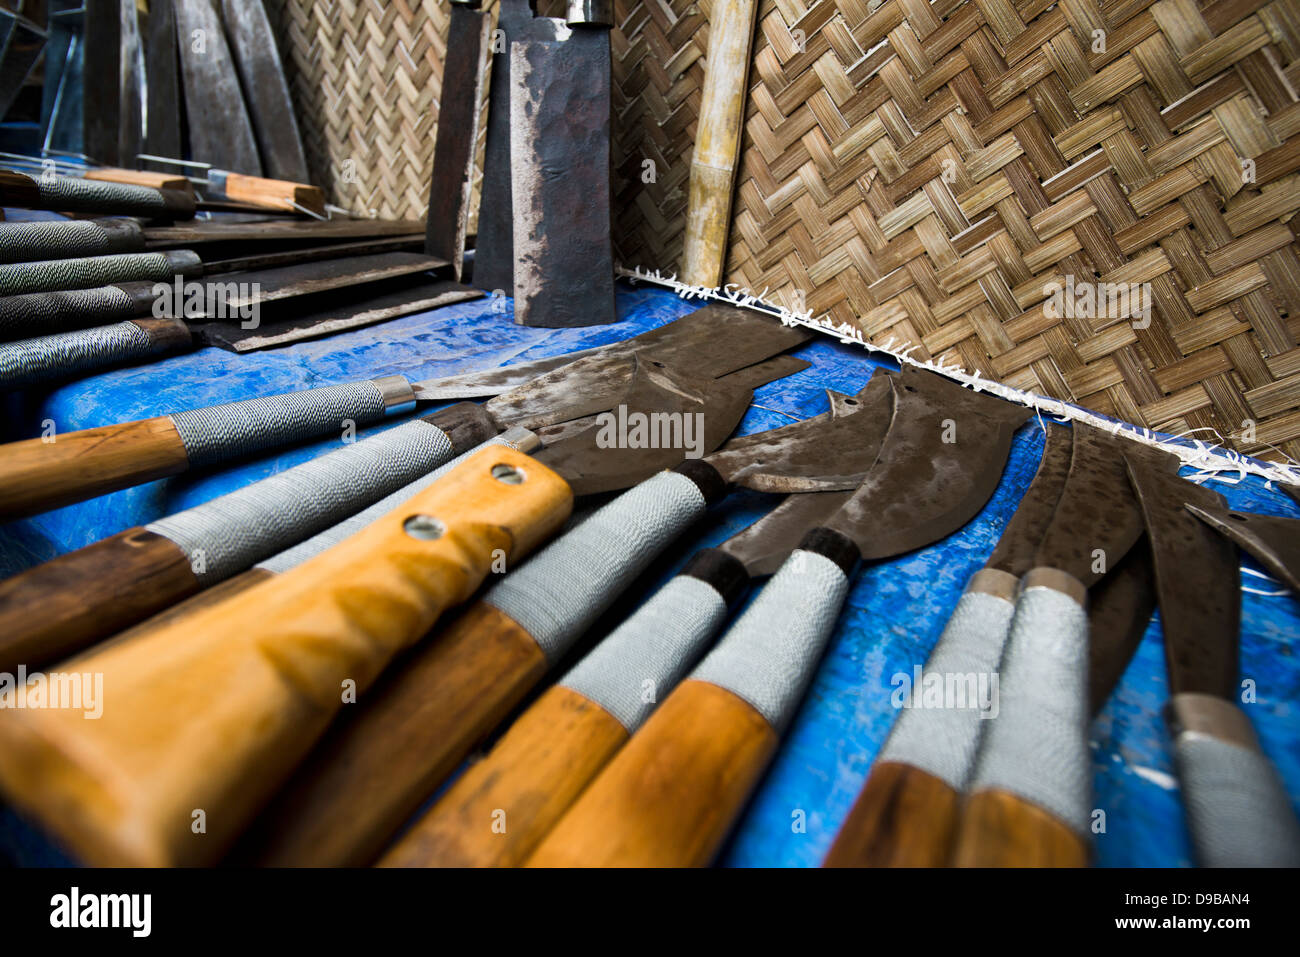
[0,285,141,341]
[692,549,850,734]
[0,219,144,263]
[561,574,730,732]
[1175,730,1300,867]
[484,470,708,663]
[147,419,455,585]
[168,380,394,468]
[35,176,174,216]
[875,571,1017,789]
[0,322,159,388]
[967,578,1091,833]
[0,252,181,296]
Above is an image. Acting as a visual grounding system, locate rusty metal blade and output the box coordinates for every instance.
[1187,503,1300,596]
[986,421,1073,576]
[220,0,310,182]
[411,304,809,400]
[174,0,261,174]
[119,0,145,165]
[827,369,1032,559]
[424,2,491,281]
[201,236,424,273]
[1123,451,1240,700]
[473,0,565,294]
[1087,536,1157,716]
[707,371,896,493]
[143,0,182,169]
[723,491,858,577]
[534,358,752,495]
[82,1,120,164]
[509,33,614,326]
[1034,424,1160,586]
[145,219,425,248]
[485,353,637,430]
[220,251,442,310]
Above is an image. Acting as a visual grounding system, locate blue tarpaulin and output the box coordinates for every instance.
[1,282,1297,867]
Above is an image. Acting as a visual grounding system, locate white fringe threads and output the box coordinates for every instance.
[618,264,1300,491]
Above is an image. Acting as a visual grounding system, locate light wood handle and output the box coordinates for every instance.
[216,172,326,217]
[83,168,195,196]
[525,679,779,868]
[245,601,548,866]
[0,528,200,674]
[378,685,628,868]
[0,416,189,521]
[950,789,1090,867]
[0,446,572,866]
[822,762,961,867]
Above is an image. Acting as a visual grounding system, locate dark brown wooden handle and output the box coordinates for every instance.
[0,528,200,673]
[823,761,961,867]
[0,415,189,521]
[377,685,628,868]
[950,789,1090,867]
[242,601,548,867]
[524,679,779,868]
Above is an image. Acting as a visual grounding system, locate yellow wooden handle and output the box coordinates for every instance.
[822,762,961,867]
[951,788,1091,867]
[0,446,571,867]
[218,172,326,216]
[524,679,778,868]
[83,167,195,196]
[377,685,628,868]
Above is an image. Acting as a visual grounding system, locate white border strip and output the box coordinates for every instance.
[618,265,1300,490]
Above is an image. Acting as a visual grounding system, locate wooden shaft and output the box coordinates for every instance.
[525,679,779,867]
[950,789,1090,867]
[0,528,200,674]
[0,446,572,866]
[246,601,548,866]
[680,0,760,288]
[378,684,628,868]
[83,168,196,196]
[822,762,961,867]
[0,415,190,522]
[216,172,326,217]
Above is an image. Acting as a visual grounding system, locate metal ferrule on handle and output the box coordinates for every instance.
[0,319,190,388]
[146,418,457,585]
[0,283,154,341]
[484,468,712,663]
[1168,693,1300,867]
[0,218,146,263]
[967,568,1091,833]
[0,250,202,296]
[165,376,416,469]
[876,568,1019,788]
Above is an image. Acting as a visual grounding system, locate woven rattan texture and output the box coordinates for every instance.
[273,0,1300,462]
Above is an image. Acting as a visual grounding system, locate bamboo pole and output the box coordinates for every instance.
[680,0,760,288]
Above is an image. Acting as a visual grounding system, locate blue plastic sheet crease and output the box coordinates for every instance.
[1,282,1297,867]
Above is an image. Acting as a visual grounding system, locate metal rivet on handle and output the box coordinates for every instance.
[403,515,446,540]
[492,464,525,485]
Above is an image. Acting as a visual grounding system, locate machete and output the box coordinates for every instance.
[824,421,1074,868]
[173,0,262,175]
[951,425,1172,867]
[142,0,182,171]
[220,0,311,184]
[525,367,1031,866]
[1123,452,1300,867]
[0,305,808,517]
[377,382,893,868]
[1187,502,1300,596]
[82,1,120,165]
[0,352,783,866]
[424,0,492,281]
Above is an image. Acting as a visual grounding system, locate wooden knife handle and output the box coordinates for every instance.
[0,527,200,674]
[525,679,779,868]
[214,172,326,217]
[0,415,189,521]
[823,762,962,868]
[377,685,628,868]
[83,168,195,196]
[246,600,549,866]
[951,789,1090,867]
[0,446,571,866]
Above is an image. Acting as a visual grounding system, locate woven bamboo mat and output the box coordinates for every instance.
[273,0,1300,464]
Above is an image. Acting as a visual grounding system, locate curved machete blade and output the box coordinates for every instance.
[1087,536,1157,716]
[533,356,751,495]
[1122,450,1240,700]
[827,369,1032,560]
[1186,503,1300,597]
[721,490,856,577]
[1033,424,1160,586]
[704,371,896,493]
[483,353,638,430]
[986,421,1073,576]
